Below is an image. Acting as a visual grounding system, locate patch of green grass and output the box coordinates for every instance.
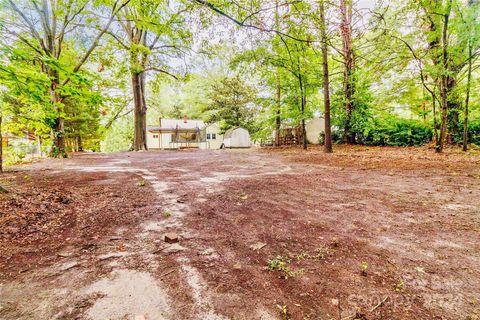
[314,245,329,260]
[267,256,304,278]
[294,251,309,261]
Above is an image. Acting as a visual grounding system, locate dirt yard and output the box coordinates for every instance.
[0,146,479,320]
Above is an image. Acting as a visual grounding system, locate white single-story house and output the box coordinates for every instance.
[223,127,251,148]
[146,118,224,150]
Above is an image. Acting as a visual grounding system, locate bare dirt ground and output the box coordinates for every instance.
[0,145,479,320]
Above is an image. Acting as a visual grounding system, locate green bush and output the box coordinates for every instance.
[466,121,480,146]
[319,129,344,145]
[359,118,432,146]
[318,118,431,147]
[4,140,38,165]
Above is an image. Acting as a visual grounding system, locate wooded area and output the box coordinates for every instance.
[1,1,480,319]
[0,0,478,167]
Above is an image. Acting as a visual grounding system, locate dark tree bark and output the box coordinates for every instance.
[340,0,355,144]
[274,0,282,147]
[275,71,282,146]
[132,70,148,151]
[320,0,332,153]
[77,135,84,152]
[432,91,439,145]
[298,74,307,150]
[446,76,461,143]
[437,0,452,153]
[47,67,67,157]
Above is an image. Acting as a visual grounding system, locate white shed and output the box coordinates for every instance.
[222,127,251,148]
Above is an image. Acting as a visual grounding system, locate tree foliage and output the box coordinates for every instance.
[0,0,479,166]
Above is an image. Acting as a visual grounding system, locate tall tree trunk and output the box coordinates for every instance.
[299,76,307,150]
[340,0,355,144]
[320,0,332,153]
[302,94,307,150]
[140,72,148,150]
[275,70,282,146]
[50,71,66,157]
[437,0,452,153]
[446,76,461,143]
[463,42,472,151]
[274,0,282,147]
[132,71,147,151]
[432,91,438,145]
[78,135,84,152]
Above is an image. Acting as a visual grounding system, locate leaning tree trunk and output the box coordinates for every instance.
[320,0,333,153]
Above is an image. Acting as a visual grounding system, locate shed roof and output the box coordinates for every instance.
[223,127,248,139]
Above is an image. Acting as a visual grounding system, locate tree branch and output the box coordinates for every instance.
[192,0,312,43]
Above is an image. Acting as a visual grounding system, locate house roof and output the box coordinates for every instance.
[148,119,206,132]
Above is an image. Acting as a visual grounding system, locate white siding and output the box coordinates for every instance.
[146,131,160,149]
[146,132,172,149]
[224,128,250,148]
[205,123,223,149]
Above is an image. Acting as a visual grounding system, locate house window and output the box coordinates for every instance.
[211,133,216,140]
[153,134,159,139]
[206,133,211,139]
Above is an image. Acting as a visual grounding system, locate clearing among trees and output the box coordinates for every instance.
[0,0,479,319]
[1,146,479,319]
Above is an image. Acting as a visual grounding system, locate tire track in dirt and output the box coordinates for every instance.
[63,161,227,320]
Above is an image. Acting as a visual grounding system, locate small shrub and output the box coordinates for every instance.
[267,256,303,278]
[360,261,369,276]
[319,129,344,145]
[4,140,38,165]
[276,304,289,320]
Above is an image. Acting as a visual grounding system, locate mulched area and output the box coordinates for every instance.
[0,147,479,320]
[0,168,157,274]
[180,146,480,319]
